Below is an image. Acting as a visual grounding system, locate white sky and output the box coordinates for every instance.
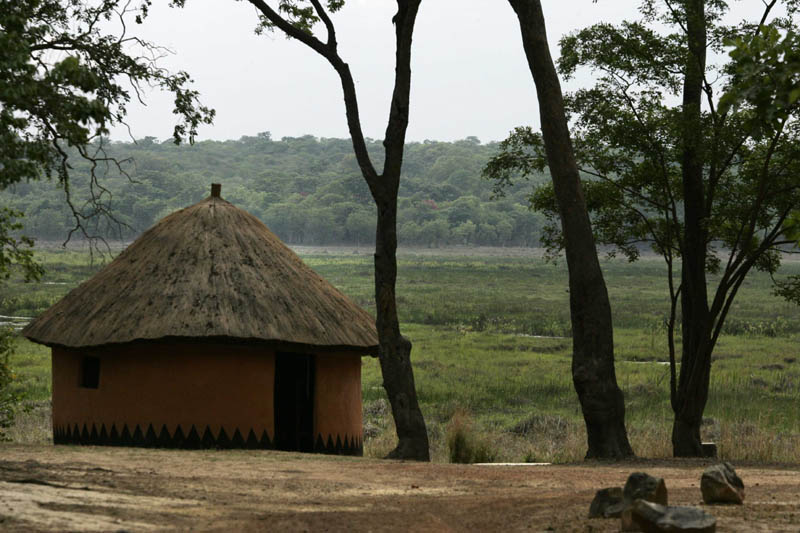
[109,0,773,144]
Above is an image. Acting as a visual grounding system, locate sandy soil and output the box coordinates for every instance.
[1,444,799,532]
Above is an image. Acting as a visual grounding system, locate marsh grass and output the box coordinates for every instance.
[5,400,51,444]
[6,248,800,462]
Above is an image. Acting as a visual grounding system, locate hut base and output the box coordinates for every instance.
[53,423,363,456]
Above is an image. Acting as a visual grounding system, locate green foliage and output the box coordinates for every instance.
[248,0,345,36]
[558,21,685,94]
[482,126,546,198]
[0,208,43,283]
[3,136,547,248]
[0,0,214,244]
[485,1,800,352]
[722,23,800,130]
[0,328,21,440]
[0,0,214,180]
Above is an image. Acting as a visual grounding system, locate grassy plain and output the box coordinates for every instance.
[4,246,800,463]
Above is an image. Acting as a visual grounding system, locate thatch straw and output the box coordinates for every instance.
[23,192,378,354]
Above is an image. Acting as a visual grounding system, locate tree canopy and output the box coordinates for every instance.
[0,0,213,256]
[487,0,800,456]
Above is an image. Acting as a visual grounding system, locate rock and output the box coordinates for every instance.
[362,421,381,440]
[588,486,623,518]
[701,462,744,504]
[624,472,669,504]
[620,472,668,531]
[701,417,721,442]
[631,500,716,532]
[701,442,717,458]
[363,398,389,418]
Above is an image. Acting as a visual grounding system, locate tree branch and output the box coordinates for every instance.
[754,0,779,37]
[247,0,330,56]
[381,1,421,188]
[309,0,337,49]
[246,0,378,185]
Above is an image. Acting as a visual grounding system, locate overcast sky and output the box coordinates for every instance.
[109,0,771,144]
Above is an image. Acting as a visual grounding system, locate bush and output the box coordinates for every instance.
[447,410,496,464]
[0,328,21,440]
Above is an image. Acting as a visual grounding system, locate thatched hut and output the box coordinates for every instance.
[23,184,377,455]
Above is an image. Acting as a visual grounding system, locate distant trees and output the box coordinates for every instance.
[4,136,547,247]
[490,0,800,456]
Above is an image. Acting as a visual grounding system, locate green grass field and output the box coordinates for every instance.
[4,247,800,463]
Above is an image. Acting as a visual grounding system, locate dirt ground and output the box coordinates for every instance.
[1,444,799,532]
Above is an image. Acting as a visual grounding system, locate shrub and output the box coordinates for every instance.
[447,410,496,464]
[0,328,21,440]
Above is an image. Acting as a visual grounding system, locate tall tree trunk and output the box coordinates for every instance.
[374,196,430,460]
[508,0,633,459]
[673,0,711,457]
[368,0,429,460]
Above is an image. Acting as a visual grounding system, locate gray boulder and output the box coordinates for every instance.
[618,472,669,531]
[701,462,744,504]
[631,500,716,532]
[588,486,624,518]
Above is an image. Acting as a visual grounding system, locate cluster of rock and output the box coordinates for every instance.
[588,462,744,532]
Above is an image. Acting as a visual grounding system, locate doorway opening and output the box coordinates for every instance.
[274,353,315,452]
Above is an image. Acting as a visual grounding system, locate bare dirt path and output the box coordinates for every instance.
[1,444,799,532]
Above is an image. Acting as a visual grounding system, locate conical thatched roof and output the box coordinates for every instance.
[23,187,378,354]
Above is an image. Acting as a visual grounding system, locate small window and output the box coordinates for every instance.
[80,356,100,389]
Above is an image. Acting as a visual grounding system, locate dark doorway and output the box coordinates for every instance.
[274,353,315,452]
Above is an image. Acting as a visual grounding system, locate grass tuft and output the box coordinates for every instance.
[5,400,51,444]
[446,410,497,464]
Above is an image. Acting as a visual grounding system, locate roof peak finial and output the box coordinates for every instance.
[211,183,221,198]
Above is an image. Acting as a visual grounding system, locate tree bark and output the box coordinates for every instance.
[673,0,711,457]
[374,197,430,460]
[361,0,429,461]
[508,0,633,459]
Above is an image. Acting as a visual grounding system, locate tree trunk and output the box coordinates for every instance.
[372,0,429,461]
[374,197,430,461]
[508,0,633,459]
[673,0,711,457]
[672,328,713,455]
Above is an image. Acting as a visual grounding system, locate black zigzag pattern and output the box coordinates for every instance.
[313,433,363,456]
[54,423,363,455]
[53,423,274,450]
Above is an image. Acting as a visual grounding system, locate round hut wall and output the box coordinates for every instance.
[51,342,363,455]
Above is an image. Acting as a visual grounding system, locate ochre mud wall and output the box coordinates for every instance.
[52,344,365,455]
[52,343,275,448]
[313,354,363,456]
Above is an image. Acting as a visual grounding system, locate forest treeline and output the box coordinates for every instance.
[4,134,548,247]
